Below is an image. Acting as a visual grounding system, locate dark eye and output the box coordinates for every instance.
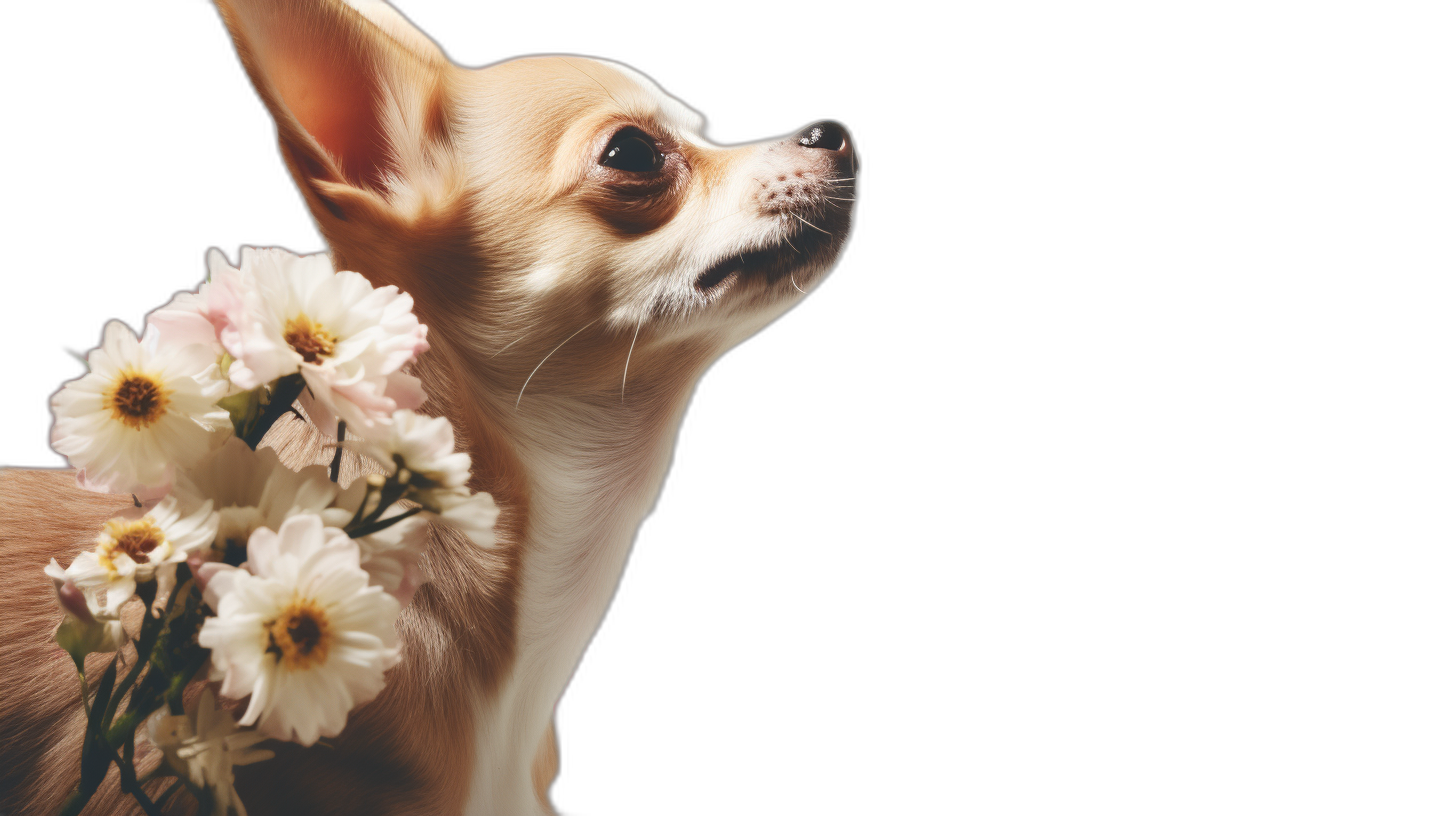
[599,127,662,172]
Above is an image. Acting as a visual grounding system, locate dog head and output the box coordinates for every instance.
[216,0,857,406]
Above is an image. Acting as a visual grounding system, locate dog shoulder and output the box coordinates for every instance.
[0,468,134,548]
[0,469,136,815]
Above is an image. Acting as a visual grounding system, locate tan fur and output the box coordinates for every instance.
[1,414,516,816]
[0,1,855,813]
[0,471,135,813]
[530,722,560,813]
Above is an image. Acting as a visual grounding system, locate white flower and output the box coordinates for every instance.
[144,248,252,396]
[57,496,218,617]
[178,438,425,600]
[214,247,429,434]
[51,320,230,497]
[198,514,401,746]
[148,688,273,816]
[354,410,471,506]
[46,559,98,620]
[437,492,500,549]
[173,437,338,560]
[351,409,498,549]
[320,477,428,603]
[45,560,129,659]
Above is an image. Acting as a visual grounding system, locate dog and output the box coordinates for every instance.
[0,0,856,813]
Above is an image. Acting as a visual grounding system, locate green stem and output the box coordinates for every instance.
[102,635,158,732]
[363,480,409,525]
[349,506,423,539]
[57,783,99,816]
[162,569,192,619]
[103,572,179,729]
[101,649,146,731]
[100,736,164,816]
[166,651,210,715]
[346,480,379,527]
[75,668,90,718]
[330,419,346,482]
[107,666,166,748]
[106,710,143,750]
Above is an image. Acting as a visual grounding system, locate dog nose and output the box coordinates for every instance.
[796,120,849,152]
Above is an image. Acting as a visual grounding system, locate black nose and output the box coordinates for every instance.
[796,120,849,152]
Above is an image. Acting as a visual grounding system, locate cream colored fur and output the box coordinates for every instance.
[0,1,855,813]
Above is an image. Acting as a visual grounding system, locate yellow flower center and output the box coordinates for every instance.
[97,517,167,574]
[106,371,169,430]
[266,598,333,671]
[283,316,337,364]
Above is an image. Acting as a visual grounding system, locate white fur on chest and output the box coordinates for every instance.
[463,395,686,813]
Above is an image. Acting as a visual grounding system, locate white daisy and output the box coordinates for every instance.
[51,320,230,497]
[198,514,402,746]
[172,437,338,561]
[354,410,471,507]
[351,409,498,549]
[148,688,273,816]
[214,247,429,434]
[58,496,218,617]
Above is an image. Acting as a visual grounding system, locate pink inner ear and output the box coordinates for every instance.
[254,25,389,190]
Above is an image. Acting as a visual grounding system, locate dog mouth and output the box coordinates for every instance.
[693,250,767,291]
[693,223,837,293]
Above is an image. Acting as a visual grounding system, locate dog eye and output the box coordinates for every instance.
[599,128,663,172]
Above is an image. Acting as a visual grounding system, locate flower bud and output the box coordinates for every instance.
[53,614,128,669]
[45,558,95,623]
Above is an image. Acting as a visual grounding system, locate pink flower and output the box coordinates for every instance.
[209,247,429,434]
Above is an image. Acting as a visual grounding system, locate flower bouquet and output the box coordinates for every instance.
[43,247,498,815]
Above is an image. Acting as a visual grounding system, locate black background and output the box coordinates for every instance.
[8,3,943,810]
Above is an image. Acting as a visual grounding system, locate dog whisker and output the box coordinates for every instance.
[790,273,807,294]
[826,196,857,201]
[559,58,623,108]
[517,319,598,408]
[791,213,834,236]
[704,205,751,228]
[491,333,529,359]
[621,318,643,402]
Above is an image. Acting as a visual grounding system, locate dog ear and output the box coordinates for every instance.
[215,0,455,220]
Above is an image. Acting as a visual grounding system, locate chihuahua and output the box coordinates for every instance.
[0,0,856,813]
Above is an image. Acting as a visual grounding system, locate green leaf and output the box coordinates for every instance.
[87,660,116,734]
[218,387,263,439]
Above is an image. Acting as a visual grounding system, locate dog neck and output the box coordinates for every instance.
[410,320,715,812]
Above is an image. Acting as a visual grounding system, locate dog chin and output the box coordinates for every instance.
[694,218,847,297]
